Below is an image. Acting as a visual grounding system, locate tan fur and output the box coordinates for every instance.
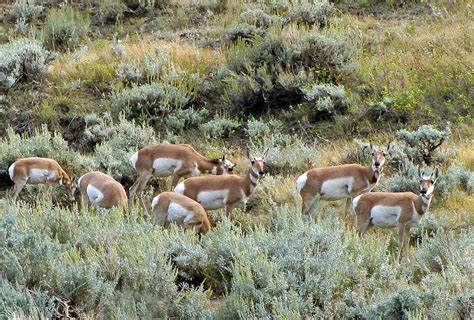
[353,173,438,262]
[152,192,211,234]
[129,144,234,213]
[78,171,128,213]
[176,156,266,219]
[9,157,75,202]
[298,145,387,214]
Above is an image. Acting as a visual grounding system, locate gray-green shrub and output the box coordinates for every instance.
[0,39,55,90]
[94,117,157,181]
[302,83,350,120]
[288,1,334,27]
[43,8,90,49]
[97,0,127,24]
[8,0,43,23]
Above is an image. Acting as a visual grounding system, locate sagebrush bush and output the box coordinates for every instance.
[288,1,334,27]
[0,39,55,90]
[97,0,127,24]
[117,50,171,85]
[200,115,241,139]
[94,117,157,182]
[302,83,350,120]
[396,124,451,166]
[43,8,90,49]
[222,27,355,116]
[8,0,43,23]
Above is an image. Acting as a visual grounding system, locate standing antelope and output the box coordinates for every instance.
[8,157,76,202]
[151,191,211,234]
[77,171,128,213]
[129,144,236,212]
[352,168,439,262]
[174,150,268,219]
[296,143,389,215]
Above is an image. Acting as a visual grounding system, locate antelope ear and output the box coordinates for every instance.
[263,147,270,159]
[222,155,226,161]
[386,141,392,152]
[418,167,424,178]
[246,148,251,160]
[370,143,375,153]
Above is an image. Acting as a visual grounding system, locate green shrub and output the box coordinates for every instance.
[43,8,90,50]
[8,0,43,23]
[302,83,350,120]
[221,28,355,116]
[94,117,157,182]
[97,0,128,24]
[396,124,451,166]
[117,50,170,85]
[288,1,334,27]
[200,115,241,139]
[0,39,55,90]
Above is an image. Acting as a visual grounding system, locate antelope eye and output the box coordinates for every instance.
[251,160,255,164]
[430,180,434,184]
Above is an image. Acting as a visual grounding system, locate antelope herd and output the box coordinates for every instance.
[7,142,439,261]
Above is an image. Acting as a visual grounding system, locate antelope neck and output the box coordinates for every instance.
[244,167,260,196]
[365,165,380,184]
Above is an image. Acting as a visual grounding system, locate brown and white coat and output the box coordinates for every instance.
[129,144,235,212]
[77,171,128,213]
[8,157,75,202]
[174,152,267,219]
[352,169,439,261]
[151,191,211,234]
[296,144,389,214]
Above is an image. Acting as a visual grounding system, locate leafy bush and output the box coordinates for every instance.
[43,8,90,49]
[200,115,241,139]
[396,125,451,165]
[117,50,171,85]
[288,1,334,27]
[94,117,157,182]
[8,0,43,23]
[0,39,55,90]
[221,28,356,116]
[302,83,350,120]
[98,0,128,24]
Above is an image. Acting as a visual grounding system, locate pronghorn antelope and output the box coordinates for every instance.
[174,150,268,219]
[151,191,211,234]
[8,157,76,202]
[129,144,236,212]
[77,171,128,213]
[352,168,439,262]
[296,143,389,215]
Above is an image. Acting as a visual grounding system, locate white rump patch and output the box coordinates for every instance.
[174,182,185,194]
[8,163,15,179]
[320,177,354,200]
[76,174,85,188]
[197,189,229,210]
[352,195,362,210]
[167,202,191,222]
[151,195,160,209]
[153,158,183,177]
[295,172,308,193]
[370,205,401,228]
[87,184,104,206]
[129,152,139,170]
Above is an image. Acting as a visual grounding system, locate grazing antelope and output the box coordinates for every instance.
[352,168,439,262]
[174,150,268,219]
[8,157,76,202]
[151,191,211,234]
[129,144,236,213]
[77,171,128,213]
[296,143,390,215]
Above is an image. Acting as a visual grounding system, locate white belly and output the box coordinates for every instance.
[320,177,354,200]
[197,190,228,210]
[28,169,54,184]
[167,202,192,223]
[87,184,104,206]
[153,158,183,176]
[370,205,401,228]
